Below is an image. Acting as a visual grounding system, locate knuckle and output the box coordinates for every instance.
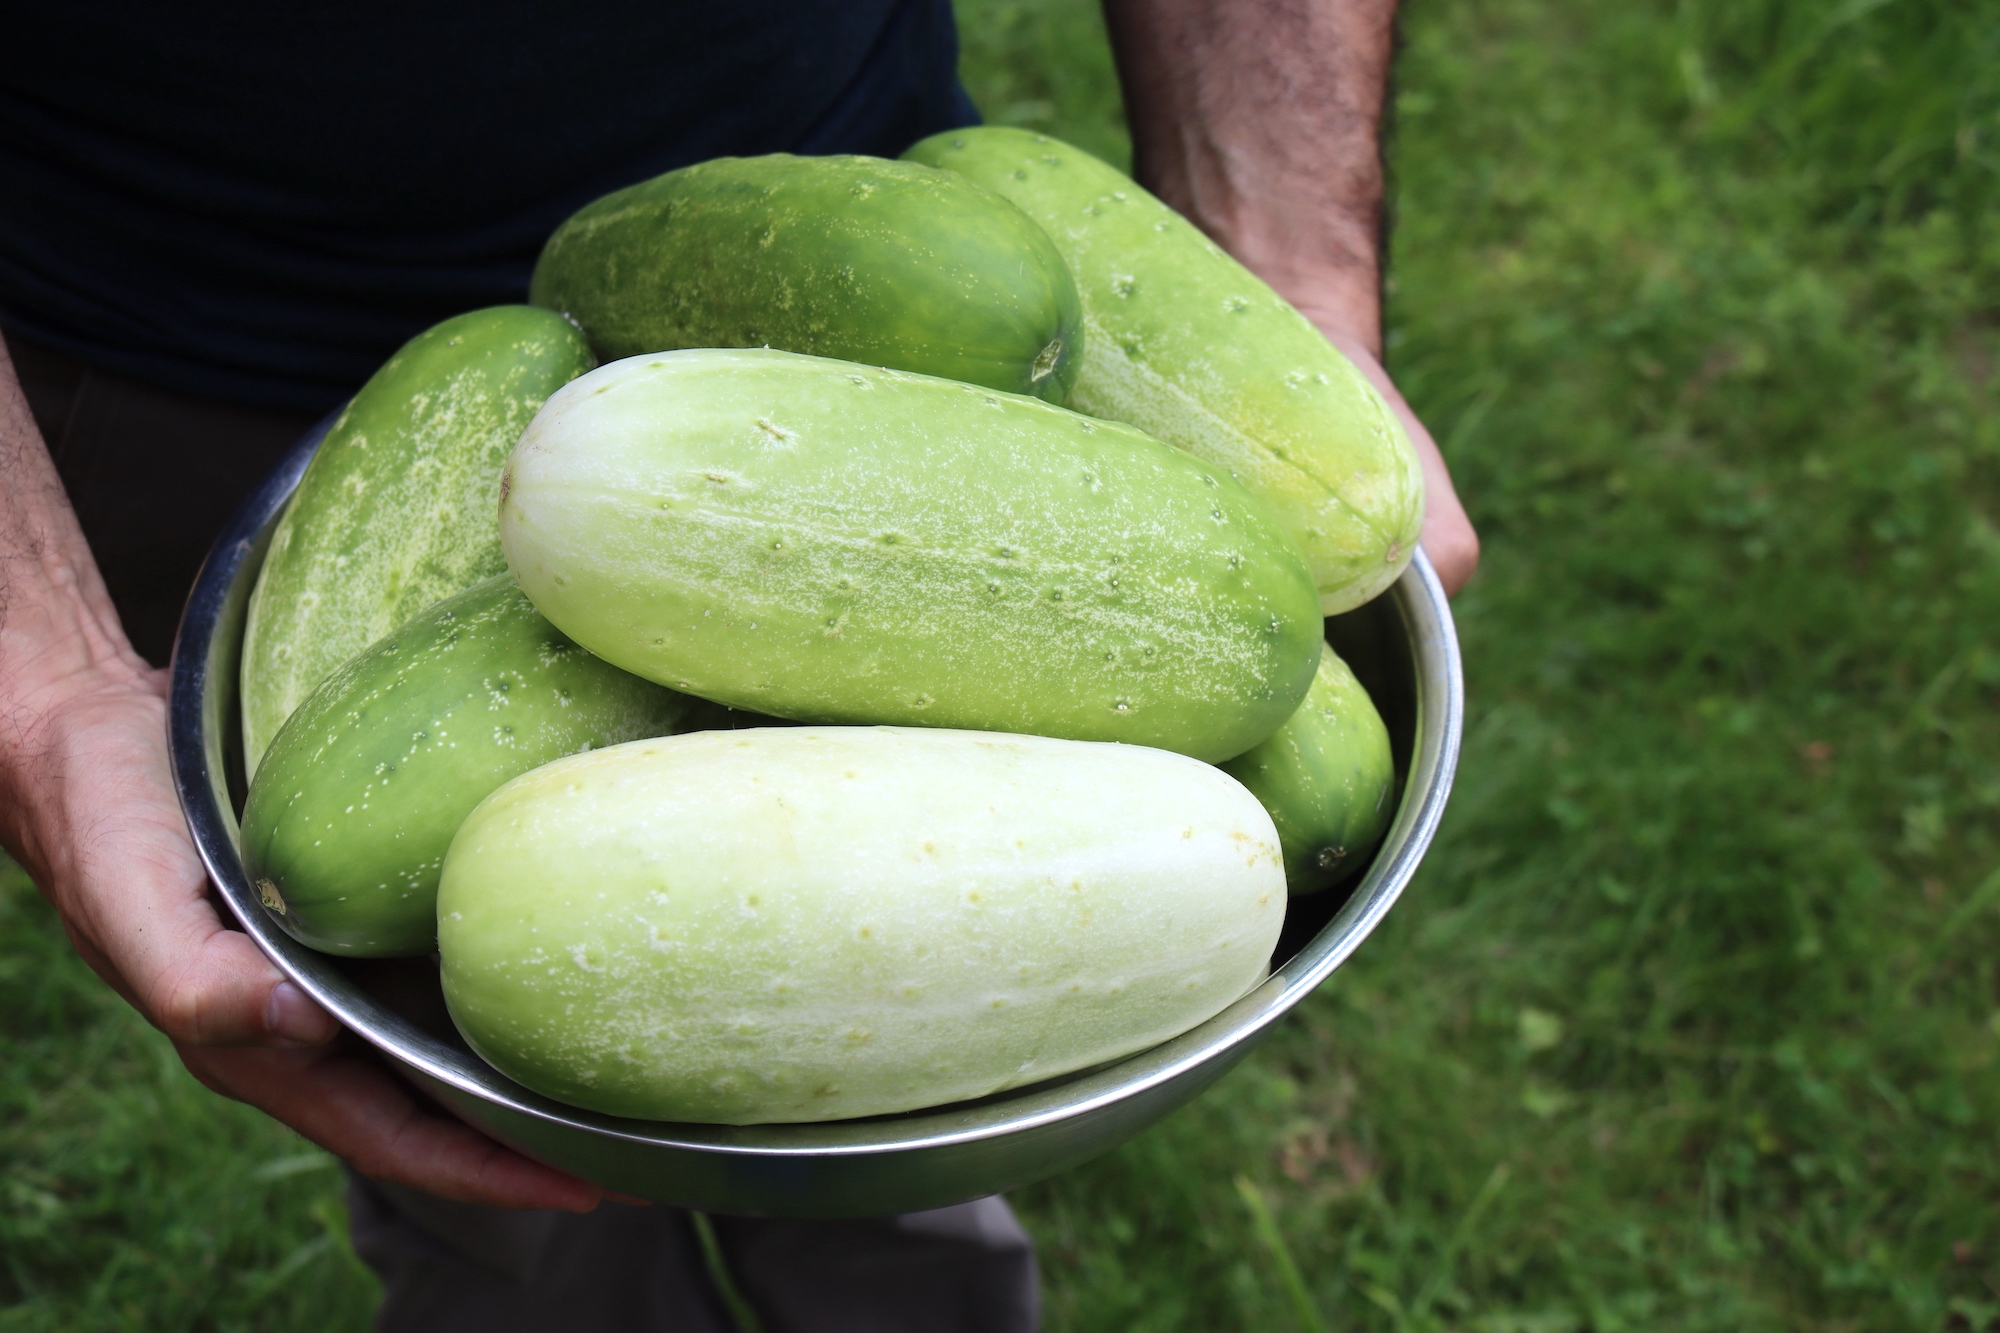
[151,980,210,1043]
[150,957,241,1044]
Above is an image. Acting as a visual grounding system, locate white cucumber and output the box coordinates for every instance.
[437,726,1286,1124]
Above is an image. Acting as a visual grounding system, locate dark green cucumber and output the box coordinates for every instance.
[529,154,1082,402]
[1221,643,1394,893]
[241,577,691,957]
[241,306,595,772]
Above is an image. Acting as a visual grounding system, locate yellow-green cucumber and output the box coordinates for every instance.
[905,127,1424,613]
[240,306,594,771]
[240,577,691,956]
[530,154,1082,403]
[498,348,1323,763]
[437,726,1286,1124]
[1221,643,1395,894]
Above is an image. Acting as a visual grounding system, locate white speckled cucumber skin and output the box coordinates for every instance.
[904,127,1425,614]
[241,306,595,772]
[498,348,1322,763]
[241,577,693,957]
[436,726,1286,1124]
[1221,643,1395,895]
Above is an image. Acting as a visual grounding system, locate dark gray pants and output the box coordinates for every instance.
[349,1175,1038,1333]
[6,332,1041,1332]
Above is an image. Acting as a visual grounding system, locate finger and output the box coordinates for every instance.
[66,810,336,1045]
[65,881,337,1046]
[153,924,343,1046]
[31,684,337,1046]
[178,1036,606,1213]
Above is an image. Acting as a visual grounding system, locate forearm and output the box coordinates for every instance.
[0,337,155,867]
[0,338,149,705]
[1102,0,1479,593]
[1103,0,1397,353]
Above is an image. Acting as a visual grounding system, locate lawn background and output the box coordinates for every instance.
[5,1,1998,1328]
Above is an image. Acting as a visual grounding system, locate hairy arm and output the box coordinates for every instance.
[0,334,600,1212]
[1102,0,1478,592]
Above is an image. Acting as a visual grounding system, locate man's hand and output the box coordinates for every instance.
[0,336,601,1213]
[1103,0,1479,595]
[178,1037,608,1210]
[9,663,329,1044]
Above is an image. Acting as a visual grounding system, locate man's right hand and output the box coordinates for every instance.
[0,337,603,1214]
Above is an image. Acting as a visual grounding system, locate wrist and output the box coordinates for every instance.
[0,639,164,886]
[0,563,152,711]
[1248,263,1384,361]
[1129,154,1383,355]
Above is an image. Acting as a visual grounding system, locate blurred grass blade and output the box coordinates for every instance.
[1903,859,2000,995]
[251,1151,339,1182]
[1235,1175,1330,1333]
[1412,1161,1511,1317]
[690,1212,765,1333]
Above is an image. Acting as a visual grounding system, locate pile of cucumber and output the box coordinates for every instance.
[237,128,1413,1126]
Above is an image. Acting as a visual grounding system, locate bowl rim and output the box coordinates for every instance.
[169,420,1462,1161]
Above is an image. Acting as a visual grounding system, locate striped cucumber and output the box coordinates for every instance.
[530,154,1082,403]
[498,349,1323,763]
[240,306,594,771]
[241,577,691,957]
[905,127,1424,614]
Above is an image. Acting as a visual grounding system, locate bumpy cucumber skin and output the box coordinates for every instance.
[241,577,691,957]
[241,306,595,772]
[437,726,1286,1124]
[529,154,1083,404]
[1221,643,1395,895]
[499,349,1323,763]
[905,127,1425,615]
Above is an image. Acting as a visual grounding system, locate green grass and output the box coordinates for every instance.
[0,861,378,1331]
[6,1,1999,1327]
[971,0,2000,1328]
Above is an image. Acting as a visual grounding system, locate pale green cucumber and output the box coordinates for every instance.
[531,154,1082,403]
[905,127,1425,614]
[241,306,594,771]
[1221,643,1395,894]
[241,577,691,956]
[498,348,1323,763]
[437,726,1286,1124]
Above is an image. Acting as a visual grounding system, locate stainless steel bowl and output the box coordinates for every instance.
[169,420,1462,1219]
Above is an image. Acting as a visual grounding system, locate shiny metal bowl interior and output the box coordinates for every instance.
[169,419,1462,1219]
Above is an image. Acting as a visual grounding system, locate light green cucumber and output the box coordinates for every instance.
[530,154,1082,403]
[499,348,1323,763]
[241,306,595,772]
[1221,643,1395,894]
[438,726,1287,1123]
[905,127,1425,614]
[240,577,691,956]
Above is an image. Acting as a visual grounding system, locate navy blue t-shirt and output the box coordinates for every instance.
[0,1,977,411]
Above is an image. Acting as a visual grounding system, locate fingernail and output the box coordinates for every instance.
[267,980,336,1044]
